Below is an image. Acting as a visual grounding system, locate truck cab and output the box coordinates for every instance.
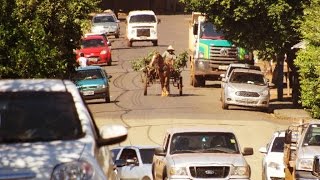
[189,12,252,87]
[126,10,159,47]
[284,120,320,179]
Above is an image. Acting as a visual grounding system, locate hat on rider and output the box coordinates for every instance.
[167,45,174,51]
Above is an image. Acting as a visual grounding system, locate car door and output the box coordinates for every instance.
[117,147,144,179]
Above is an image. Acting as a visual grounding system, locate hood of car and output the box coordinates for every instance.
[0,140,86,179]
[265,152,284,164]
[228,83,268,92]
[299,145,320,158]
[169,153,247,167]
[76,78,106,87]
[81,47,107,54]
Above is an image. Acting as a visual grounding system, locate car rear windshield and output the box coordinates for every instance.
[271,137,285,152]
[72,69,104,81]
[81,39,105,48]
[0,91,84,143]
[129,14,156,23]
[140,148,156,164]
[93,15,115,23]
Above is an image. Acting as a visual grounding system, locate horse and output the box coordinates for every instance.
[149,52,171,96]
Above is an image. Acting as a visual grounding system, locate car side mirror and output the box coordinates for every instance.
[155,147,166,156]
[242,147,254,156]
[126,159,139,166]
[98,124,127,146]
[258,147,267,154]
[107,41,112,46]
[115,159,126,167]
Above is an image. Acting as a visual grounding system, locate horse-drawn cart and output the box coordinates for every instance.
[143,66,183,96]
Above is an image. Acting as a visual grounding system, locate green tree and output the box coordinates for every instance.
[180,0,310,101]
[295,0,320,118]
[0,0,100,78]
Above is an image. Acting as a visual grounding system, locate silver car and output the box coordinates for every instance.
[112,145,159,180]
[91,13,120,38]
[221,68,270,111]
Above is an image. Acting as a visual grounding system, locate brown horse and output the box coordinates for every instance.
[149,52,171,96]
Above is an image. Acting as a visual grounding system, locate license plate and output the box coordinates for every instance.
[140,36,147,40]
[218,65,228,70]
[89,58,98,62]
[83,91,94,96]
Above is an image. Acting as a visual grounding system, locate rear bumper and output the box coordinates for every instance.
[80,88,109,100]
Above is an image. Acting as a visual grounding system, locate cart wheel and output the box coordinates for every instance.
[144,75,148,96]
[178,76,183,96]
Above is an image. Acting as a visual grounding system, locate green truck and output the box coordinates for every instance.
[189,12,253,87]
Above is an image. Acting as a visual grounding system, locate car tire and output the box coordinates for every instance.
[261,107,269,113]
[222,98,228,110]
[192,75,205,87]
[115,34,119,38]
[127,40,132,47]
[105,95,111,103]
[152,40,158,46]
[107,57,112,66]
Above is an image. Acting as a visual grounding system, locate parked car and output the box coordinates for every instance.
[259,130,286,180]
[71,66,112,103]
[221,68,270,111]
[152,127,253,179]
[91,12,120,38]
[76,35,112,66]
[0,79,127,180]
[220,63,261,88]
[112,145,159,180]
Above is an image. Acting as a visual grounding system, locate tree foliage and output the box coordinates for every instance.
[295,0,320,118]
[0,0,100,78]
[180,0,309,59]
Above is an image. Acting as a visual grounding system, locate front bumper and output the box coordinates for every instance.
[224,93,270,108]
[86,54,111,66]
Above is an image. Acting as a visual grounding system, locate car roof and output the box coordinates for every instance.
[128,10,155,16]
[231,68,263,75]
[0,79,73,92]
[166,127,235,134]
[76,66,102,71]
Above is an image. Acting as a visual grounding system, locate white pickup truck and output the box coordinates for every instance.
[152,127,253,179]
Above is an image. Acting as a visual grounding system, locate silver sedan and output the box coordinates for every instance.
[221,68,270,111]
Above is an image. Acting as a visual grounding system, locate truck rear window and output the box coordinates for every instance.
[129,15,156,23]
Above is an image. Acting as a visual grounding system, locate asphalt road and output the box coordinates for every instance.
[88,14,295,180]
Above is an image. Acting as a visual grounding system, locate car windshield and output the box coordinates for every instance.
[271,137,285,152]
[169,132,240,154]
[140,148,156,164]
[229,72,266,85]
[129,14,156,23]
[303,124,320,146]
[0,91,84,143]
[72,69,104,81]
[227,66,261,78]
[81,39,105,48]
[200,22,224,39]
[93,15,115,23]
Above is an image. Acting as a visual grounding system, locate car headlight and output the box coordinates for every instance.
[268,161,281,170]
[169,167,187,176]
[227,86,237,95]
[97,84,106,88]
[100,50,108,55]
[51,160,94,180]
[259,89,269,96]
[230,165,250,177]
[198,52,204,59]
[296,158,313,171]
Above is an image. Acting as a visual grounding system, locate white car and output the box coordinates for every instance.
[0,79,127,180]
[126,10,160,47]
[221,68,270,111]
[112,145,159,180]
[152,127,253,179]
[259,130,285,180]
[91,12,120,38]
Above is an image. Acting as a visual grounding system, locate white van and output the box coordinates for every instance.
[126,10,160,47]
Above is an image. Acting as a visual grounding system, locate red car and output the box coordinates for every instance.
[76,35,112,66]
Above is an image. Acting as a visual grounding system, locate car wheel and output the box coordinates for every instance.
[115,34,119,38]
[107,57,112,66]
[222,98,228,110]
[105,95,111,103]
[261,107,269,113]
[192,75,205,87]
[127,40,132,47]
[152,40,158,46]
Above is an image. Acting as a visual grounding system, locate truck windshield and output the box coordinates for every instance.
[169,132,240,154]
[129,15,156,23]
[200,22,224,40]
[303,124,320,146]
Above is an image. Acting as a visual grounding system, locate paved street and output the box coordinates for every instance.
[88,14,296,180]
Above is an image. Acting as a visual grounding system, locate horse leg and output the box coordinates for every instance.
[159,72,165,96]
